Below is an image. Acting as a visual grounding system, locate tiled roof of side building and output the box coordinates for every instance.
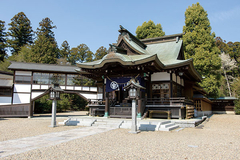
[8,61,80,74]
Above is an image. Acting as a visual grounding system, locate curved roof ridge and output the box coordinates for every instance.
[122,36,149,55]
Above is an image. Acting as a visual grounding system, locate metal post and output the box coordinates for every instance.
[50,99,57,127]
[129,99,140,134]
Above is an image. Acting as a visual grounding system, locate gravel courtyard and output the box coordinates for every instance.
[1,114,240,160]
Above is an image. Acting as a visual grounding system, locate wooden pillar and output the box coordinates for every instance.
[149,73,152,98]
[170,72,173,98]
[28,101,33,118]
[104,92,109,117]
[179,107,182,120]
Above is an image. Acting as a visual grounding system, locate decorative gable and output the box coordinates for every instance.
[118,40,139,55]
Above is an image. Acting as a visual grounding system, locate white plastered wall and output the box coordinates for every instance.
[13,93,31,104]
[172,73,176,83]
[177,75,181,85]
[151,72,170,81]
[13,70,32,104]
[0,97,12,105]
[81,93,97,99]
[31,92,44,99]
[14,84,31,93]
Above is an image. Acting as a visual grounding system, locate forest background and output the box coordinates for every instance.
[1,2,240,113]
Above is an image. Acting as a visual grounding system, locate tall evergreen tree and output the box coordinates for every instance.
[31,17,59,64]
[0,20,7,61]
[69,44,92,65]
[215,37,229,53]
[36,17,56,40]
[182,2,221,98]
[94,46,107,60]
[59,40,70,59]
[136,20,165,39]
[7,12,33,55]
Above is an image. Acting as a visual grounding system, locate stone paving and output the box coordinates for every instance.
[0,126,114,158]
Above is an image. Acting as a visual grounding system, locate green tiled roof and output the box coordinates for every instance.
[8,61,79,74]
[146,40,190,66]
[77,27,202,81]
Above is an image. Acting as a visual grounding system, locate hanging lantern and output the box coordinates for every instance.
[123,79,145,100]
[49,83,63,100]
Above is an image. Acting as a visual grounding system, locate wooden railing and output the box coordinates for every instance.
[110,107,132,117]
[88,99,105,106]
[146,97,194,106]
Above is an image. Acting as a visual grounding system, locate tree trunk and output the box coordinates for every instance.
[224,69,232,97]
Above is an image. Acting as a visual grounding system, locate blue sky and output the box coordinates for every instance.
[1,0,240,54]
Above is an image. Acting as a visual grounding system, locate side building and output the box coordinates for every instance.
[0,62,98,118]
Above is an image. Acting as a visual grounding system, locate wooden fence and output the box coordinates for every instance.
[0,103,29,117]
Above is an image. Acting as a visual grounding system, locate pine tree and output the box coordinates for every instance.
[182,2,221,98]
[0,20,7,61]
[7,12,33,55]
[31,17,59,64]
[94,46,107,60]
[136,20,165,39]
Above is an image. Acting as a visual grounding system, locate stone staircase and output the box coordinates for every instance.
[59,118,179,131]
[59,118,96,126]
[91,119,123,128]
[120,120,178,131]
[158,121,179,131]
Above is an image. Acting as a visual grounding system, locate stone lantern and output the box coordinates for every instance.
[49,83,63,127]
[123,79,145,134]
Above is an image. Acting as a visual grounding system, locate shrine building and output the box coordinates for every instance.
[1,26,235,118]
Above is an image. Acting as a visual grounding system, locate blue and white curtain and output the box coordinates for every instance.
[106,76,144,92]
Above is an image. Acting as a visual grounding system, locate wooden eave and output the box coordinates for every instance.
[77,54,164,70]
[78,55,167,80]
[164,59,202,82]
[80,61,159,79]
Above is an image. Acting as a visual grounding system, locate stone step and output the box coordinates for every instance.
[161,120,171,125]
[59,118,179,131]
[59,118,96,126]
[160,123,175,128]
[159,124,179,131]
[94,121,122,125]
[92,120,123,128]
[138,124,157,131]
[91,124,119,128]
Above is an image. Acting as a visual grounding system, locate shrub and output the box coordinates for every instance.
[234,99,240,115]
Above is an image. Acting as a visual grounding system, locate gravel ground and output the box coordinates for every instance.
[0,111,87,141]
[1,114,240,160]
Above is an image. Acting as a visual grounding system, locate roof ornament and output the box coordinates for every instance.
[120,25,125,30]
[119,25,131,41]
[176,36,179,43]
[109,44,117,53]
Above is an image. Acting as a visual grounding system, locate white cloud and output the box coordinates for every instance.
[210,6,240,22]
